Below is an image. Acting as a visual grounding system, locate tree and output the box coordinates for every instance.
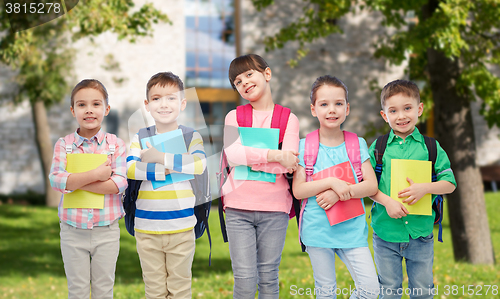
[0,0,169,207]
[252,0,498,264]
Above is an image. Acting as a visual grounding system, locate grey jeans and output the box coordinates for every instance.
[226,207,289,299]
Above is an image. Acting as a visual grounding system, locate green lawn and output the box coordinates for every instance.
[1,193,499,298]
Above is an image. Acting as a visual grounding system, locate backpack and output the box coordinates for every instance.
[64,132,117,156]
[373,133,445,242]
[297,129,363,249]
[217,104,302,247]
[123,125,212,262]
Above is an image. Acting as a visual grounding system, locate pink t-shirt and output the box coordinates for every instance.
[222,108,300,213]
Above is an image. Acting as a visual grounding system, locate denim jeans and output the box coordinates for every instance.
[373,232,434,299]
[306,246,379,299]
[225,208,289,299]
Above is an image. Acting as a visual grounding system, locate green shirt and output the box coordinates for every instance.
[369,128,457,242]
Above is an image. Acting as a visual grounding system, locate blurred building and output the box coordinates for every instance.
[0,0,499,196]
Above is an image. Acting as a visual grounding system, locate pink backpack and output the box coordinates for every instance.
[217,104,299,243]
[298,129,363,243]
[63,133,117,155]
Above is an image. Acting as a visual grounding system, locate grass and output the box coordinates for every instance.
[0,193,499,299]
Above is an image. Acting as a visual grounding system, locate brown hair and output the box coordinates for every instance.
[71,79,108,107]
[310,75,348,105]
[146,72,184,99]
[380,79,420,109]
[228,54,269,90]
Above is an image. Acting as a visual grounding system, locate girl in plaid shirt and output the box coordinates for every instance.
[49,79,127,299]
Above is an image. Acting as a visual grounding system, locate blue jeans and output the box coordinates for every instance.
[225,208,289,299]
[373,232,434,299]
[306,246,379,299]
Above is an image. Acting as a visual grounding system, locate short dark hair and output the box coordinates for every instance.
[71,79,108,107]
[380,79,420,109]
[228,54,269,90]
[310,75,348,105]
[146,72,184,99]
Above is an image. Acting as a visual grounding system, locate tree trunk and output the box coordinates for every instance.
[31,100,60,207]
[426,47,495,264]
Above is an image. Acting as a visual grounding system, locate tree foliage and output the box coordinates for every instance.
[253,0,500,126]
[0,0,169,206]
[1,0,169,106]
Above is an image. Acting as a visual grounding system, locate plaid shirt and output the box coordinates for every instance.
[49,129,127,229]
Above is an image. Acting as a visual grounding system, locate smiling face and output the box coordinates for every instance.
[144,84,186,133]
[380,93,423,139]
[311,84,350,130]
[70,88,110,139]
[232,68,271,102]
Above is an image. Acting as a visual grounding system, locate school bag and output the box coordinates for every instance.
[298,129,363,249]
[217,104,302,247]
[122,125,212,261]
[64,132,117,156]
[373,133,445,242]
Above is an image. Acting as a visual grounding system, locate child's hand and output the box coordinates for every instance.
[385,197,409,219]
[329,178,353,201]
[93,156,112,182]
[165,169,181,175]
[398,177,429,205]
[141,142,165,164]
[316,189,339,210]
[280,150,300,173]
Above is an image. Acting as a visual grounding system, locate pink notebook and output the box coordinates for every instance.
[312,161,365,226]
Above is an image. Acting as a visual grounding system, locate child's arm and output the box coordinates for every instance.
[66,157,112,190]
[308,160,378,210]
[48,138,72,194]
[251,113,300,174]
[127,133,166,181]
[398,178,456,205]
[292,165,353,201]
[398,139,457,205]
[346,160,378,199]
[163,131,207,175]
[223,111,299,172]
[370,190,409,219]
[78,138,128,195]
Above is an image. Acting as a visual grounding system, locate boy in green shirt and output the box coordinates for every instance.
[369,80,456,298]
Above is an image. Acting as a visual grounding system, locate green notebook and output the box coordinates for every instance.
[234,127,279,183]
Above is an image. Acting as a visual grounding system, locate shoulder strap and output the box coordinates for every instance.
[179,125,195,151]
[344,131,362,182]
[63,134,75,154]
[137,126,156,149]
[304,129,320,182]
[271,104,291,144]
[424,136,438,181]
[104,133,117,155]
[374,133,390,183]
[236,104,253,127]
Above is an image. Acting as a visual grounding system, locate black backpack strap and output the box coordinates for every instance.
[424,136,437,181]
[423,136,444,242]
[218,196,228,242]
[374,133,389,183]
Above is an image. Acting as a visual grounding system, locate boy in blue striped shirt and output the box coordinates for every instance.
[126,72,207,299]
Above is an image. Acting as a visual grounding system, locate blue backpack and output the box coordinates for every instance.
[374,133,445,242]
[123,125,212,261]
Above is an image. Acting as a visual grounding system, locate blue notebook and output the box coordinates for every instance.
[234,127,279,183]
[141,129,194,189]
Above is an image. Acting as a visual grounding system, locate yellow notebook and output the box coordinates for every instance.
[390,159,432,216]
[63,154,107,209]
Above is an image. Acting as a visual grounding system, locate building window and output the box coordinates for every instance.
[185,0,235,89]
